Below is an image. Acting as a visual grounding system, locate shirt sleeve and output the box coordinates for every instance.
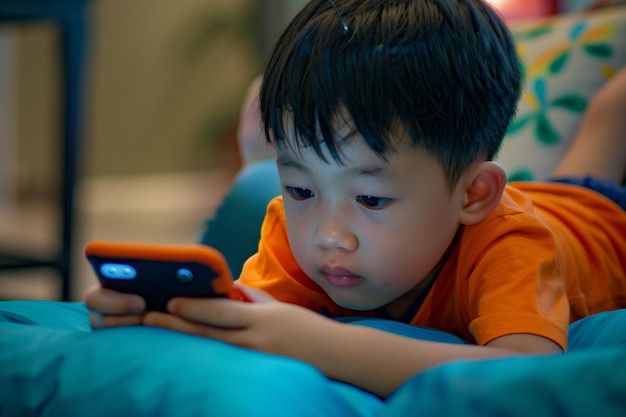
[463,212,570,350]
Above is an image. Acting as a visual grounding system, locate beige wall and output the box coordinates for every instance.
[12,0,262,195]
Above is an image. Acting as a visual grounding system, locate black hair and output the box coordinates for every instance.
[259,0,522,186]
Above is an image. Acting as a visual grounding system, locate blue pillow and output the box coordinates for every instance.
[0,301,386,417]
[2,301,626,417]
[381,309,626,417]
[383,346,626,417]
[568,308,626,350]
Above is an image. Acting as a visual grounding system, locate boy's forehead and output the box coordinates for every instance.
[282,106,354,132]
[277,110,351,146]
[275,132,356,164]
[275,141,395,178]
[275,108,440,179]
[281,108,407,145]
[276,126,408,169]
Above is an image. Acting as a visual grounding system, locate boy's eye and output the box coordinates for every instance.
[356,195,390,209]
[285,186,314,200]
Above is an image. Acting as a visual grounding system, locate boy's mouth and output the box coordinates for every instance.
[321,265,363,287]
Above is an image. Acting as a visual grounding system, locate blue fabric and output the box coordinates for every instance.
[549,176,626,210]
[1,300,626,417]
[383,347,626,417]
[337,316,470,344]
[0,301,382,417]
[198,160,281,278]
[568,308,626,350]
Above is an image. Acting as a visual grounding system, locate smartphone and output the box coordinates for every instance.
[85,240,249,312]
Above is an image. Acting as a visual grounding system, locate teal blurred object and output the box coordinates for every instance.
[198,159,280,278]
[2,300,626,417]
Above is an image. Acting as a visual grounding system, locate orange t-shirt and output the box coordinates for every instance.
[238,183,626,350]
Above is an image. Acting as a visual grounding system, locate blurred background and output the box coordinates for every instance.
[0,0,608,302]
[0,0,307,301]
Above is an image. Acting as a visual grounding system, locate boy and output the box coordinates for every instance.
[86,0,626,398]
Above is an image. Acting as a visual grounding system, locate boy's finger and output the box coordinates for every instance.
[167,297,254,328]
[143,311,244,342]
[84,285,145,315]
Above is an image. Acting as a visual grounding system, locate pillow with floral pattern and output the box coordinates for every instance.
[496,5,626,181]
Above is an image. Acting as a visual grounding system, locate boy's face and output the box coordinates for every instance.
[277,123,468,316]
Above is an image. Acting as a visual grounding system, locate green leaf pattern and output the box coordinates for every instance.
[504,16,620,181]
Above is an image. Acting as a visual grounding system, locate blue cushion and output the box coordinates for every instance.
[2,301,626,417]
[198,160,281,278]
[568,308,626,350]
[384,346,626,417]
[0,301,383,417]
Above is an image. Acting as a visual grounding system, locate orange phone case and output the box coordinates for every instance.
[85,240,248,312]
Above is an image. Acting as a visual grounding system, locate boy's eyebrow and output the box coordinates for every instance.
[276,154,303,169]
[276,153,392,178]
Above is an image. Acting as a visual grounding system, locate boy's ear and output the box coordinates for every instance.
[459,161,507,225]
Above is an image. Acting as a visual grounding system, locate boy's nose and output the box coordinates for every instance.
[313,217,358,252]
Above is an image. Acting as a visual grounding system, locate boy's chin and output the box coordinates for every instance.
[330,294,387,313]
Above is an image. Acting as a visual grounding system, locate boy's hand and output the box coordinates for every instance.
[142,282,342,360]
[84,284,146,328]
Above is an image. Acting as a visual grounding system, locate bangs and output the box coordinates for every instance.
[261,1,410,163]
[260,0,522,184]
